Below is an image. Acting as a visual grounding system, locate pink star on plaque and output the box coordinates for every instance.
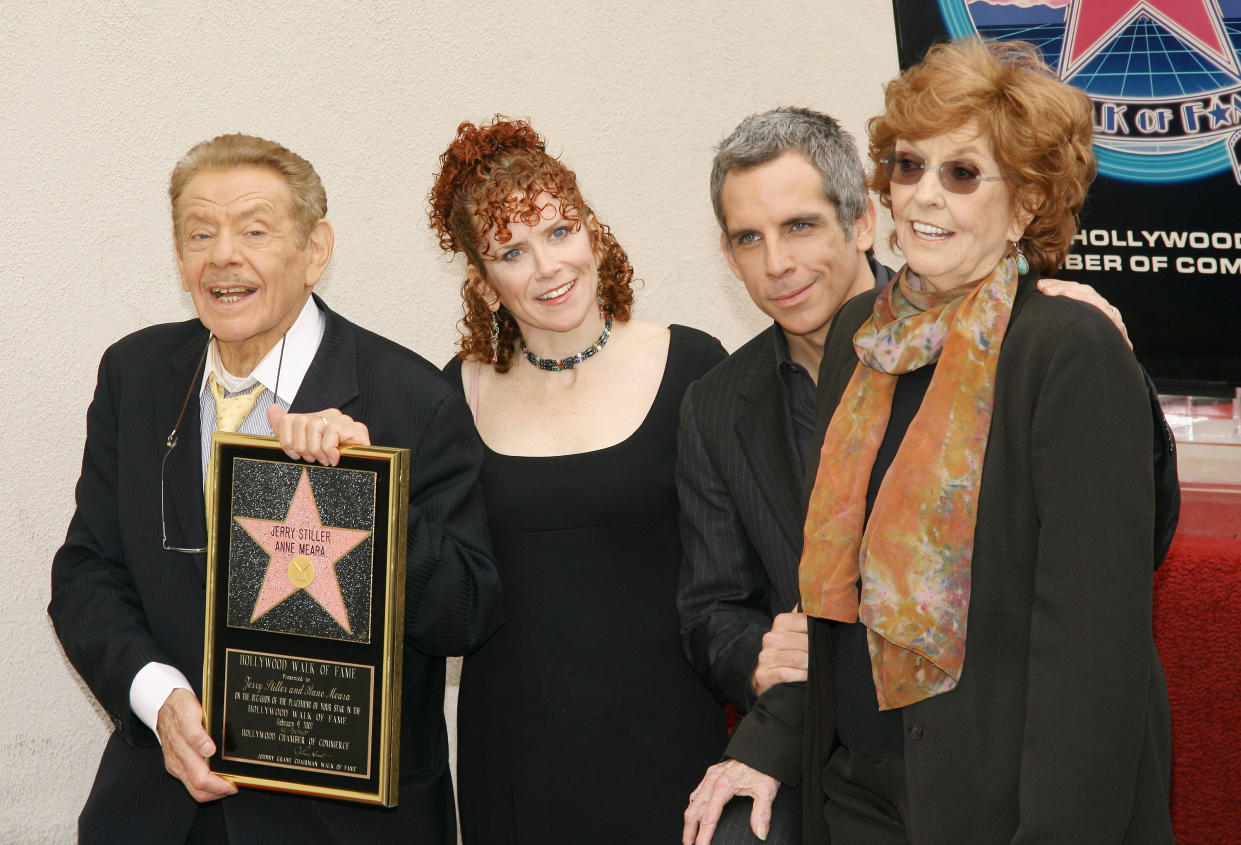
[1061,0,1241,81]
[234,469,372,634]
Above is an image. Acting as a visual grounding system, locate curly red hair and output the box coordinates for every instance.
[868,39,1096,275]
[429,116,635,371]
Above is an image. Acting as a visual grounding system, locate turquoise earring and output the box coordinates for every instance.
[1013,241,1030,275]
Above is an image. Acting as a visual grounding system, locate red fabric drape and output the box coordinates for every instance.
[1153,532,1241,845]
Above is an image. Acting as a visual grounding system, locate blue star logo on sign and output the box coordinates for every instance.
[940,0,1241,183]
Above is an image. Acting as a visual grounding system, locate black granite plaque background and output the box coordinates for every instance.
[221,649,374,777]
[226,459,377,643]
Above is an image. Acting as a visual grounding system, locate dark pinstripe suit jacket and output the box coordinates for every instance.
[675,323,805,713]
[50,296,502,845]
[675,323,816,845]
[676,260,893,715]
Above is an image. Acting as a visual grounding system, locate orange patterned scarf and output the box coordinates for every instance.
[799,258,1018,709]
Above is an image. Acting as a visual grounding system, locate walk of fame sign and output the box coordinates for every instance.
[890,0,1241,388]
[202,432,409,806]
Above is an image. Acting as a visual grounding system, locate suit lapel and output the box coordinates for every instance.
[287,297,359,415]
[735,326,804,553]
[159,328,211,580]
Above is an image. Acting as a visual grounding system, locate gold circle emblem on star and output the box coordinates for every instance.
[287,555,315,589]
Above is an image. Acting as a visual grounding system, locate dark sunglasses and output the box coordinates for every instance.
[880,152,1003,194]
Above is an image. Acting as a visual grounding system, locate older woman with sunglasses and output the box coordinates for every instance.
[685,39,1174,845]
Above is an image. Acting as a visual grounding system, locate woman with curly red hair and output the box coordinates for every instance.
[431,116,729,843]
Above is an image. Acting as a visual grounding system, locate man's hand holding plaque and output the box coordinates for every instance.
[158,689,238,803]
[269,406,371,466]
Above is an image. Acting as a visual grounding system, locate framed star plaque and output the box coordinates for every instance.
[202,432,409,806]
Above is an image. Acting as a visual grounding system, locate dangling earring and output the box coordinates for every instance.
[489,313,500,364]
[1012,241,1030,275]
[595,280,604,306]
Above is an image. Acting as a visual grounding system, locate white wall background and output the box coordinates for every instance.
[0,2,900,840]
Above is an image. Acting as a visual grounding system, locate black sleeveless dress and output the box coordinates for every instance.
[446,325,729,844]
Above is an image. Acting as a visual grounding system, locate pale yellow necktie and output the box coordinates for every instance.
[209,373,265,433]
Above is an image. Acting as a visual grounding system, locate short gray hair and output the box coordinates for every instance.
[710,107,867,239]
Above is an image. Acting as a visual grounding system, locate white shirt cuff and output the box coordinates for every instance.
[130,662,193,741]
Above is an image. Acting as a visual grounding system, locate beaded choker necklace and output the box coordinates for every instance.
[520,312,613,372]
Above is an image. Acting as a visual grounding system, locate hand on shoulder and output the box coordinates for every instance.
[1036,278,1131,349]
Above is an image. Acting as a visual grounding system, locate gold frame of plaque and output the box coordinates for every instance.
[202,432,409,806]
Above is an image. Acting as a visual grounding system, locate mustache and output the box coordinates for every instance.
[202,272,257,288]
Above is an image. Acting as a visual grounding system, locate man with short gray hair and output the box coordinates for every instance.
[50,133,501,844]
[677,107,888,845]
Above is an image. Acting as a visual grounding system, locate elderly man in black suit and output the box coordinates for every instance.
[50,133,502,844]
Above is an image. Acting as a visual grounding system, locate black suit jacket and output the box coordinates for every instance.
[677,260,894,713]
[50,296,503,845]
[675,323,806,711]
[731,279,1175,843]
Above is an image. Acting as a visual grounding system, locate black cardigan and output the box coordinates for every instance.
[728,276,1175,844]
